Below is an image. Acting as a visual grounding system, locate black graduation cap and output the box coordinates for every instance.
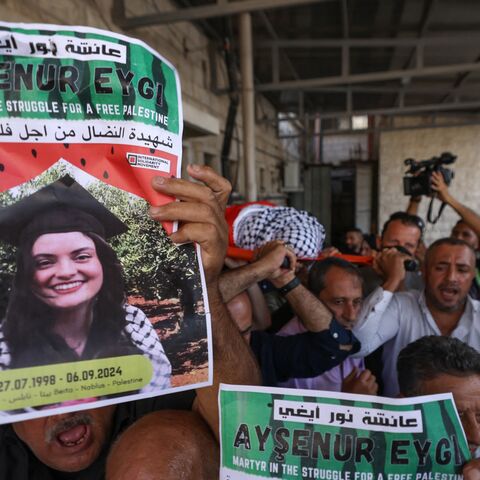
[0,175,128,246]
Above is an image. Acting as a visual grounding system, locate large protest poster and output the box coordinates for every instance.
[220,385,470,480]
[0,22,212,423]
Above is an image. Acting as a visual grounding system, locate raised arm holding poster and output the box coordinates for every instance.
[0,22,212,422]
[220,385,470,480]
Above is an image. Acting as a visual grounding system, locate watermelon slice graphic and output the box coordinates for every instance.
[0,142,178,234]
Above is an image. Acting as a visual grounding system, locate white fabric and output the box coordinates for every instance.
[0,329,10,369]
[353,287,480,397]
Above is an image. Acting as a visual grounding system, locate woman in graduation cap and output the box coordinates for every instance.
[0,175,171,391]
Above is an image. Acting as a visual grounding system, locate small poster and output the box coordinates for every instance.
[220,384,470,480]
[0,22,211,423]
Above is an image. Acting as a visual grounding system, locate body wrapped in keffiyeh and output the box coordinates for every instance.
[229,203,325,258]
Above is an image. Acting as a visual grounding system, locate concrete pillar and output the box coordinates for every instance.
[238,12,257,201]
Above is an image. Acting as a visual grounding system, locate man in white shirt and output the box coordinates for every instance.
[354,237,480,397]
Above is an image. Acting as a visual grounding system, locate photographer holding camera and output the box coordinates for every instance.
[405,162,480,299]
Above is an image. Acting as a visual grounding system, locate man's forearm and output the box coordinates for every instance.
[406,196,422,215]
[446,194,480,240]
[219,261,271,303]
[283,283,332,332]
[353,287,397,357]
[247,284,271,330]
[194,283,261,440]
[382,275,404,292]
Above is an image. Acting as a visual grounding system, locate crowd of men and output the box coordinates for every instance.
[3,165,480,479]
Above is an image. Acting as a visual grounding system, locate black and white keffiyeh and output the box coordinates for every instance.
[123,304,171,391]
[234,205,325,258]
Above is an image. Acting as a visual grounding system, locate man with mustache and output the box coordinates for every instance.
[0,165,261,479]
[353,237,479,397]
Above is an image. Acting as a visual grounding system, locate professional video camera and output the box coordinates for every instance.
[403,152,456,197]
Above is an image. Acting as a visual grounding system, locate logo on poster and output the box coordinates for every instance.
[126,152,170,172]
[128,154,138,165]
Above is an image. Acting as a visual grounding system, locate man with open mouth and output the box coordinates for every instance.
[352,237,479,397]
[10,404,116,474]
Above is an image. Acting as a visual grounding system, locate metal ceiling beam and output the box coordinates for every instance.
[393,0,437,107]
[113,0,334,29]
[317,100,480,119]
[270,100,480,123]
[341,0,349,38]
[278,119,480,138]
[303,84,480,94]
[440,54,480,103]
[340,0,349,78]
[258,11,299,81]
[256,62,480,91]
[257,35,480,48]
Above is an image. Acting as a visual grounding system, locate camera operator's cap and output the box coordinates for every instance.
[0,174,128,246]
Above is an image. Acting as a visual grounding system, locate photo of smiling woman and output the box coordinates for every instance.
[0,175,171,392]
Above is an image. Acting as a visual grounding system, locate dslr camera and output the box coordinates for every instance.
[403,152,456,196]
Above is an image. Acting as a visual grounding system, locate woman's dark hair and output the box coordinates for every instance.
[3,231,128,367]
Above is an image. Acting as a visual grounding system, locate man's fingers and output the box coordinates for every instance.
[148,166,231,285]
[170,222,225,246]
[150,202,228,253]
[285,248,297,271]
[150,175,225,220]
[358,370,377,386]
[344,368,358,381]
[463,459,480,480]
[357,369,372,381]
[368,381,379,395]
[380,248,410,262]
[186,164,232,210]
[150,200,227,231]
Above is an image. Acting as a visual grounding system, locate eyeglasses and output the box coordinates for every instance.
[388,212,425,234]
